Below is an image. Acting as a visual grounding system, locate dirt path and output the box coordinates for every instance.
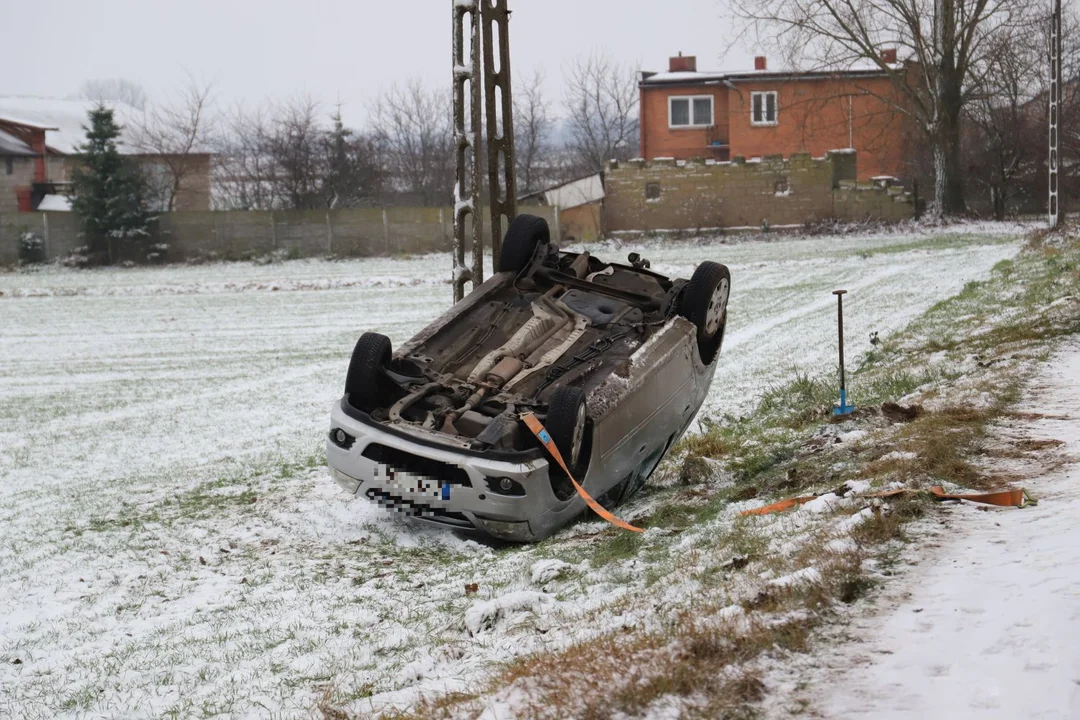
[775,347,1080,719]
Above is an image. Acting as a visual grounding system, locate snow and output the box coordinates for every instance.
[464,591,553,635]
[801,493,844,514]
[769,567,822,588]
[36,194,71,212]
[835,507,874,534]
[0,96,141,154]
[0,127,35,156]
[641,59,906,85]
[799,345,1080,719]
[844,480,872,495]
[536,173,604,209]
[0,225,1029,718]
[530,559,573,585]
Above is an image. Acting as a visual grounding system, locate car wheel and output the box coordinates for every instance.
[546,386,588,500]
[498,214,550,274]
[345,332,392,412]
[678,261,731,364]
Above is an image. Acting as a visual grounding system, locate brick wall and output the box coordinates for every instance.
[639,74,917,181]
[0,157,36,214]
[135,154,213,211]
[0,205,559,266]
[640,85,730,160]
[51,155,214,211]
[559,203,603,243]
[603,151,913,233]
[726,76,913,181]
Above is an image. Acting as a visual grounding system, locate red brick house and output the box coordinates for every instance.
[639,53,916,181]
[0,97,213,213]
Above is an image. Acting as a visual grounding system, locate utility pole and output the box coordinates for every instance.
[451,0,518,303]
[1050,0,1063,228]
[482,0,517,273]
[452,1,483,303]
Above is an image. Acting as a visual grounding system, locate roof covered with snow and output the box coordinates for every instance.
[0,96,140,155]
[37,194,72,212]
[520,173,605,209]
[0,127,35,156]
[641,59,904,86]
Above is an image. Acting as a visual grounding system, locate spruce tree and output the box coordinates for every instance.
[71,105,150,264]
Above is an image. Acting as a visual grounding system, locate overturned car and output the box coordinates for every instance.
[327,215,730,542]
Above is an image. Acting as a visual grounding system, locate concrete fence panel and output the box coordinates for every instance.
[325,208,388,257]
[0,204,564,267]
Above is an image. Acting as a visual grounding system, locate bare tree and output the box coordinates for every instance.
[369,80,455,206]
[731,0,1038,217]
[962,29,1042,219]
[259,97,324,210]
[319,107,385,209]
[76,78,149,111]
[215,105,279,210]
[130,77,217,211]
[514,70,555,195]
[562,54,640,176]
[214,99,384,211]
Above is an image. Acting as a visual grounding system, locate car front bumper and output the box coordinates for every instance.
[326,400,574,542]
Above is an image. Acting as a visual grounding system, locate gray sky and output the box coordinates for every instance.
[1,0,753,126]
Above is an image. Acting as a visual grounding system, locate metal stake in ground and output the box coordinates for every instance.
[833,289,856,416]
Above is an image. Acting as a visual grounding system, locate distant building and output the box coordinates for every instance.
[0,97,212,213]
[638,52,916,181]
[519,173,605,242]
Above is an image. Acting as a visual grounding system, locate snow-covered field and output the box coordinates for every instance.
[0,226,1026,718]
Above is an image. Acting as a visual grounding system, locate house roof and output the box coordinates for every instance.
[37,194,72,212]
[0,96,139,155]
[0,127,36,156]
[519,173,605,209]
[641,59,904,87]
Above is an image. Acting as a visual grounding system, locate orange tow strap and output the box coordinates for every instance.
[741,496,818,516]
[879,485,1030,507]
[742,485,1030,517]
[521,413,644,533]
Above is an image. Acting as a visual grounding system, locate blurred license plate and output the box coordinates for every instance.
[377,465,450,501]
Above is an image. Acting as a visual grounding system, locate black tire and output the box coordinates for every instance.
[498,214,550,274]
[345,332,392,412]
[545,386,588,501]
[678,261,731,364]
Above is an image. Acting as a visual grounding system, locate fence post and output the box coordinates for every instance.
[326,211,333,255]
[42,213,50,260]
[270,211,277,250]
[382,208,391,254]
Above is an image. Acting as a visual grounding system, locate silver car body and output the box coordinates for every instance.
[327,249,723,542]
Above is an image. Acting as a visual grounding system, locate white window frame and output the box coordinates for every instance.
[668,94,714,129]
[751,91,778,126]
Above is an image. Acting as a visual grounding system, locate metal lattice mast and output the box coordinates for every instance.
[482,0,517,271]
[1050,0,1063,228]
[452,0,484,303]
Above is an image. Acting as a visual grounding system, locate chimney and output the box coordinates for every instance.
[30,129,47,184]
[669,53,697,73]
[880,48,898,65]
[754,56,767,71]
